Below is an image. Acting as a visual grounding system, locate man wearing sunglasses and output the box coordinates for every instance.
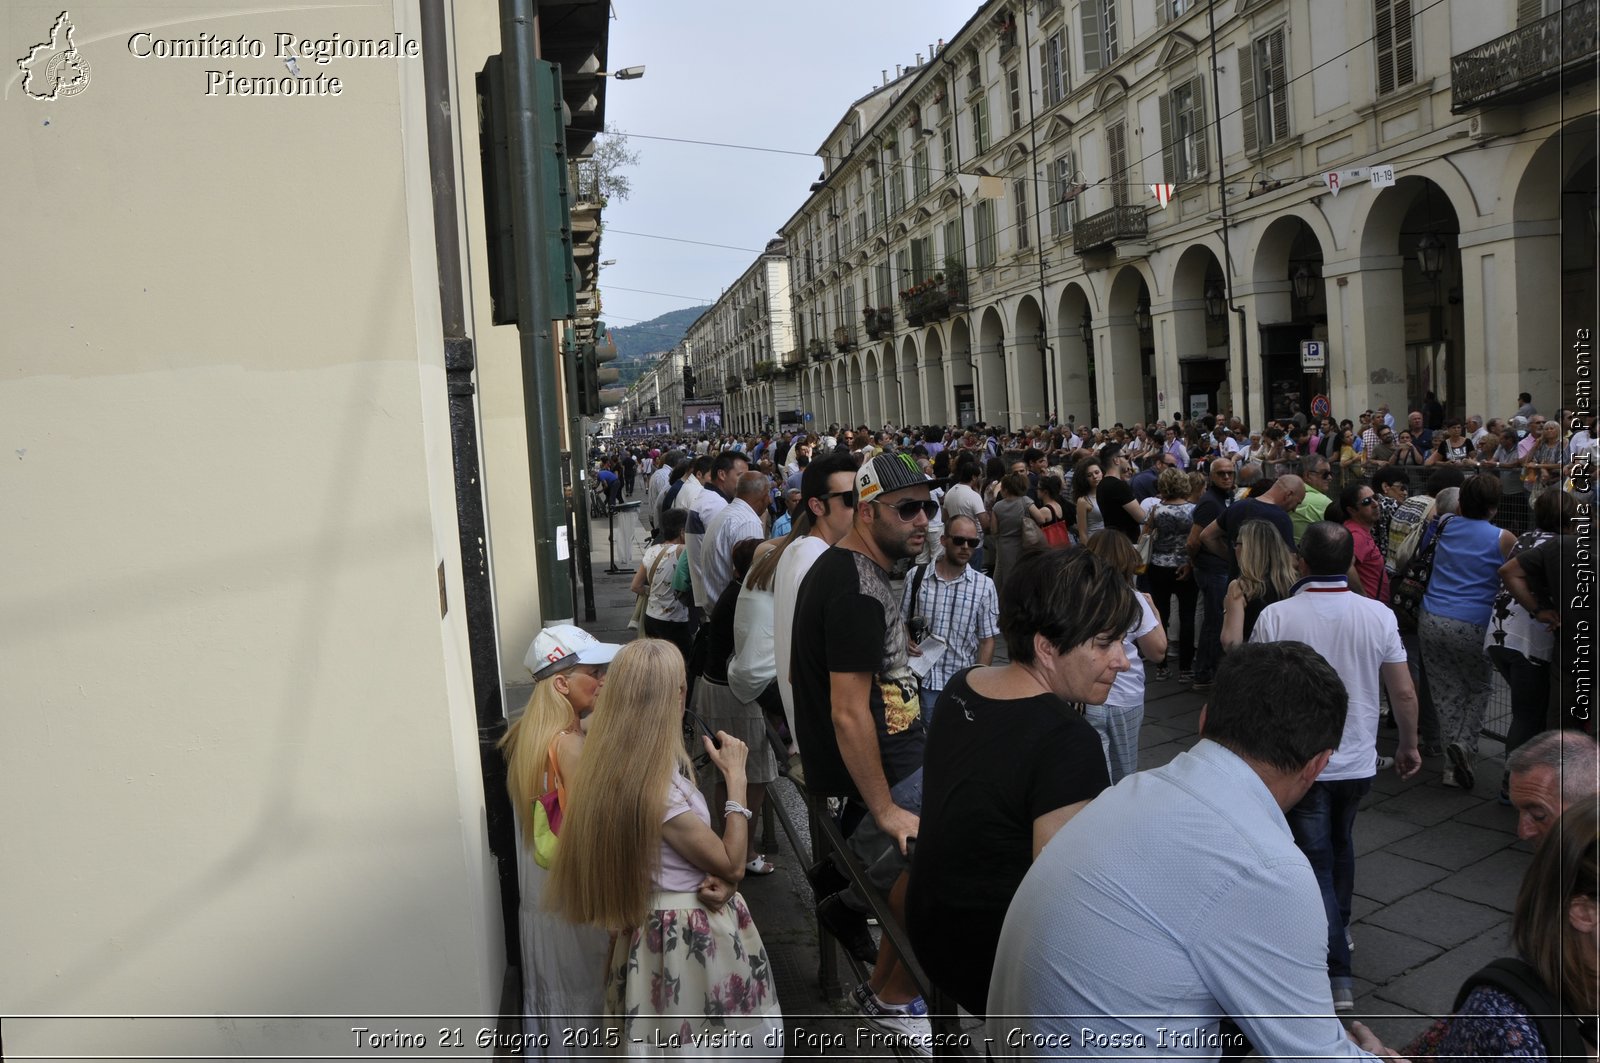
[791,452,949,1044]
[899,514,999,725]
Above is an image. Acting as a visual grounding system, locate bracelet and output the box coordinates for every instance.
[723,801,753,821]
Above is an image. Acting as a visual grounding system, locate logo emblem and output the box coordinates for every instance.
[18,11,91,101]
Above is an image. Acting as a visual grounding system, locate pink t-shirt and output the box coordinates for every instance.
[657,774,712,892]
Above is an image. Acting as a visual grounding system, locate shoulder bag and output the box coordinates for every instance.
[1391,515,1452,634]
[532,735,571,870]
[1039,504,1072,548]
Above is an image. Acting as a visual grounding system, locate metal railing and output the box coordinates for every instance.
[1451,0,1599,112]
[1072,205,1148,253]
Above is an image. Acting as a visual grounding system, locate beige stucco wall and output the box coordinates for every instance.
[1,1,503,1055]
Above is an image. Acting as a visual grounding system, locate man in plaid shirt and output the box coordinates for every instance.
[899,514,1000,723]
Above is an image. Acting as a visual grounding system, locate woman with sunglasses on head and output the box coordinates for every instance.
[549,640,783,1056]
[499,624,621,1055]
[1221,519,1298,650]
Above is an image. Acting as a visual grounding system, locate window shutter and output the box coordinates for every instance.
[1159,92,1177,183]
[1081,1,1103,72]
[1375,0,1395,94]
[1393,0,1415,88]
[1517,0,1542,23]
[1190,76,1208,174]
[1239,45,1257,155]
[1268,29,1290,143]
[1156,0,1168,26]
[1107,121,1128,206]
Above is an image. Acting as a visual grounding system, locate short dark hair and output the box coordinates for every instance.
[1424,466,1466,495]
[1203,642,1348,774]
[1024,447,1046,465]
[711,451,748,479]
[1301,521,1354,577]
[691,455,715,476]
[954,457,983,485]
[658,507,688,540]
[800,449,859,505]
[1371,465,1409,493]
[1533,487,1576,533]
[1458,473,1501,519]
[1000,548,1139,667]
[1518,392,1532,404]
[1098,442,1124,468]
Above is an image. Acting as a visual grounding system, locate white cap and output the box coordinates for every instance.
[524,624,622,680]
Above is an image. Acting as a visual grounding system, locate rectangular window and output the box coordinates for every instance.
[912,143,931,198]
[1007,68,1024,133]
[1051,153,1077,236]
[875,262,892,307]
[1106,121,1129,206]
[871,177,884,230]
[973,96,991,154]
[1080,0,1119,73]
[855,212,867,246]
[1041,32,1068,106]
[942,125,954,176]
[975,200,998,267]
[896,249,912,293]
[1160,77,1208,181]
[944,219,964,262]
[912,236,933,280]
[1013,179,1031,249]
[1156,0,1195,23]
[1374,0,1415,96]
[967,59,983,93]
[889,164,906,216]
[1240,27,1289,153]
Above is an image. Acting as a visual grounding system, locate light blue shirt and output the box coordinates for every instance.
[986,740,1378,1060]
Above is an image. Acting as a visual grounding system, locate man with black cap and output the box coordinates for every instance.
[792,452,946,1046]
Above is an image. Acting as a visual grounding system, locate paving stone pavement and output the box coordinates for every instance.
[568,510,1534,1055]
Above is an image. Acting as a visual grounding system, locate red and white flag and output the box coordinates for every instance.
[1150,183,1176,208]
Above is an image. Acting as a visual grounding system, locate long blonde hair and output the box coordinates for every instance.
[498,678,579,847]
[546,639,692,930]
[1236,519,1297,603]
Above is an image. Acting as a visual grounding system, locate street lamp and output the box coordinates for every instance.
[595,66,646,80]
[599,259,617,267]
[1204,283,1226,322]
[1079,309,1093,345]
[1291,264,1318,305]
[1134,295,1152,332]
[1415,232,1445,281]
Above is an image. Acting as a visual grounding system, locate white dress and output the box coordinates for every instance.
[516,807,612,1056]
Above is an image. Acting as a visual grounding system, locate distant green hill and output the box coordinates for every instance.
[608,306,708,363]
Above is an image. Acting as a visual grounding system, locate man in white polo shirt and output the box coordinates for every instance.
[1250,521,1421,1012]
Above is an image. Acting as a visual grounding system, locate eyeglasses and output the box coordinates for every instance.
[873,498,940,521]
[946,535,981,548]
[816,489,858,508]
[1357,496,1379,507]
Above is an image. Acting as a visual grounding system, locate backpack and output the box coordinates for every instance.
[1385,495,1437,576]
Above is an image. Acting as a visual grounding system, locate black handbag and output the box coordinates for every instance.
[1391,515,1452,633]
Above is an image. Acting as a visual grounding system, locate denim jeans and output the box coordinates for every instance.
[1193,565,1229,681]
[839,768,925,908]
[1286,776,1373,988]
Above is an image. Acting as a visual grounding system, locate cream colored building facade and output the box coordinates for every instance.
[785,0,1596,432]
[621,347,687,432]
[680,243,801,435]
[2,0,605,1054]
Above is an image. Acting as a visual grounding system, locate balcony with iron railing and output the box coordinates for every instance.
[1073,205,1149,254]
[1452,0,1598,112]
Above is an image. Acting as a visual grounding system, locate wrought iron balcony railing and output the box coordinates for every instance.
[1073,205,1149,254]
[1451,0,1598,113]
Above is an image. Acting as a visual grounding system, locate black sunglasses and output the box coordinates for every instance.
[873,498,940,521]
[1358,496,1380,507]
[946,535,981,548]
[816,489,858,507]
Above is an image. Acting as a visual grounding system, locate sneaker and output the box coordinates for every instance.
[1445,742,1476,791]
[1189,677,1213,692]
[1442,768,1460,788]
[849,981,873,1009]
[1155,664,1170,682]
[1178,670,1194,685]
[857,990,932,1056]
[1375,755,1395,771]
[817,893,878,965]
[1332,986,1355,1013]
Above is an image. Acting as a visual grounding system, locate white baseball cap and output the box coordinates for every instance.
[524,623,622,680]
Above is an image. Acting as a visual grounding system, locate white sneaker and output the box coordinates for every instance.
[857,990,932,1057]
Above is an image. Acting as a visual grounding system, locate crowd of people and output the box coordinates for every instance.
[502,398,1594,1059]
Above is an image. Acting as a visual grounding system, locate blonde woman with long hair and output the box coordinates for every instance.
[549,639,783,1056]
[499,624,620,1056]
[1221,520,1298,650]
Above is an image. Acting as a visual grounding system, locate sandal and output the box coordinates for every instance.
[746,855,777,876]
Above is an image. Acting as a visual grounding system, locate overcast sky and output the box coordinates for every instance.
[599,0,979,348]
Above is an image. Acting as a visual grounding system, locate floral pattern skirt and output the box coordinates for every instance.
[606,891,783,1059]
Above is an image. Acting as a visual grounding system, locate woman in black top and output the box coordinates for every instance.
[905,548,1139,1017]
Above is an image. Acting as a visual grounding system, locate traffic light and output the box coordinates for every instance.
[574,321,624,417]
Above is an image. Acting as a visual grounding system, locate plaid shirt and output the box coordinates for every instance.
[899,561,1000,692]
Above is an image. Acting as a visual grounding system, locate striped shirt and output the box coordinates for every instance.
[899,561,1000,692]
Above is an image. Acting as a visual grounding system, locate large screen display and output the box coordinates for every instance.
[683,401,724,433]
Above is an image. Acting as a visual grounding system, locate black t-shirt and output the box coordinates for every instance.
[1190,486,1234,574]
[790,547,927,798]
[1219,497,1296,558]
[905,668,1110,1016]
[1096,475,1140,541]
[701,579,742,685]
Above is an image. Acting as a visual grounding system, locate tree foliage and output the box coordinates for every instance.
[585,124,640,203]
